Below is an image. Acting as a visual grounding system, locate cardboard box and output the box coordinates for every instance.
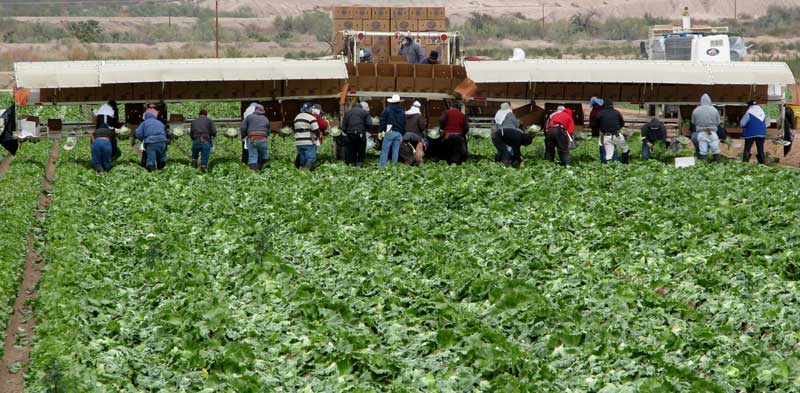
[391,19,418,32]
[433,64,451,79]
[207,81,244,100]
[414,64,434,92]
[419,20,446,31]
[371,7,391,19]
[334,7,353,19]
[407,7,427,19]
[432,78,451,94]
[363,19,390,31]
[355,76,377,91]
[545,84,565,100]
[357,63,376,77]
[391,7,408,19]
[390,55,408,64]
[353,6,371,19]
[427,7,446,19]
[334,20,362,31]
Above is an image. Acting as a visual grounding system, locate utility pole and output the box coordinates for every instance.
[215,0,219,58]
[168,6,171,27]
[541,3,545,34]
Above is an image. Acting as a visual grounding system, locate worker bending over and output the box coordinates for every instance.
[135,112,168,172]
[400,101,427,165]
[545,106,575,166]
[190,109,217,172]
[640,118,667,160]
[439,102,470,165]
[596,99,629,164]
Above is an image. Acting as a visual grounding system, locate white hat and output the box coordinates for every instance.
[412,101,422,108]
[387,94,401,103]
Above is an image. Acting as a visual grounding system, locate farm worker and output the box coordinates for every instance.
[90,118,116,172]
[740,100,767,164]
[311,104,329,145]
[241,102,258,164]
[359,48,372,63]
[421,50,440,65]
[398,35,425,64]
[589,97,616,163]
[545,107,575,166]
[400,100,427,165]
[189,109,217,172]
[596,99,629,164]
[240,104,271,171]
[491,103,524,166]
[439,101,470,165]
[691,94,722,162]
[134,112,168,172]
[783,106,796,157]
[640,118,667,160]
[378,94,406,166]
[293,103,321,170]
[341,101,372,166]
[93,100,123,160]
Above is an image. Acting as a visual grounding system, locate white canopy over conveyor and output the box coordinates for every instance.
[14,58,349,89]
[464,60,795,86]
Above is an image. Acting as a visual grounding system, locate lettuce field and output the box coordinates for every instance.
[2,135,800,392]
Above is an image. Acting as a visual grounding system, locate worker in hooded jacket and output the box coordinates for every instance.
[740,100,768,164]
[491,103,527,166]
[545,106,575,166]
[439,102,470,165]
[341,101,372,166]
[691,94,722,162]
[398,35,425,64]
[135,112,168,172]
[400,101,427,165]
[190,109,217,172]
[596,99,630,164]
[241,104,271,171]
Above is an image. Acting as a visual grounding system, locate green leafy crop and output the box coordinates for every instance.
[21,136,800,392]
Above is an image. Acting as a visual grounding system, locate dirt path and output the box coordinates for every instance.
[0,140,59,392]
[0,155,13,177]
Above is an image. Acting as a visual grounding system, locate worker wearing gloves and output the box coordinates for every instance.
[398,35,425,64]
[741,100,768,164]
[589,97,616,163]
[691,94,722,162]
[545,106,575,166]
[90,118,116,172]
[341,101,372,166]
[293,103,321,170]
[640,118,667,160]
[189,109,217,172]
[378,94,406,166]
[400,101,427,165]
[240,104,270,171]
[596,99,630,164]
[439,102,470,165]
[135,112,168,172]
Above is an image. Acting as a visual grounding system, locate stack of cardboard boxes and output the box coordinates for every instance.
[333,6,446,63]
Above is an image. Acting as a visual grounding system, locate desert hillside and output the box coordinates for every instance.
[202,0,800,21]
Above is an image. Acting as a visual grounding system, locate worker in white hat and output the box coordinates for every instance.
[378,94,406,166]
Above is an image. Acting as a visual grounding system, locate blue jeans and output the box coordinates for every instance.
[642,141,653,160]
[192,140,212,166]
[296,144,317,169]
[379,131,402,166]
[145,142,167,170]
[91,139,112,171]
[248,138,269,166]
